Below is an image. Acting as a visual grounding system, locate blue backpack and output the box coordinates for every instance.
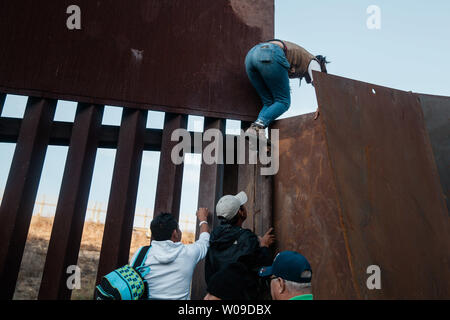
[94,246,151,300]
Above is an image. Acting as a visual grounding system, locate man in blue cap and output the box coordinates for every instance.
[259,251,313,300]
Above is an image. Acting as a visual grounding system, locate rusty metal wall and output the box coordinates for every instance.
[273,73,450,299]
[272,114,358,299]
[0,0,273,121]
[418,94,450,213]
[315,73,450,299]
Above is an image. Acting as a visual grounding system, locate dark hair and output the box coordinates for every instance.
[315,55,330,73]
[150,213,178,241]
[219,206,243,226]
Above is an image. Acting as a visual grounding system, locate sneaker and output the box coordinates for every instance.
[245,121,265,134]
[253,120,266,129]
[245,122,270,151]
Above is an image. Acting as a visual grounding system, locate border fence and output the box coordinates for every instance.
[0,0,275,300]
[0,95,271,299]
[1,73,450,300]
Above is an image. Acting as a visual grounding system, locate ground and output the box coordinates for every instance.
[13,216,194,300]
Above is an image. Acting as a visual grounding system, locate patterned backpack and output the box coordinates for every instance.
[94,245,151,300]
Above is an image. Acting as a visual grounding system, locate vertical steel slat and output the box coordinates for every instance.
[153,113,188,221]
[0,93,6,115]
[191,117,225,300]
[238,164,256,232]
[236,120,273,237]
[238,120,256,232]
[0,97,56,299]
[253,163,273,237]
[222,125,240,196]
[38,103,104,300]
[96,108,147,285]
[197,117,226,227]
[223,163,239,196]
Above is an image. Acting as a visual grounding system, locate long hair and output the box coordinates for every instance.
[315,55,330,73]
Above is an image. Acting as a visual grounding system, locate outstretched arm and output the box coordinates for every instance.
[197,207,210,235]
[259,227,275,248]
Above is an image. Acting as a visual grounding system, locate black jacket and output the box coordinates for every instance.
[205,222,272,288]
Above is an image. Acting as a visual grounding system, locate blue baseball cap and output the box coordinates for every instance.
[259,251,312,283]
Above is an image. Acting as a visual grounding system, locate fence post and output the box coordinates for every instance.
[191,117,225,300]
[0,97,56,299]
[0,93,5,115]
[96,108,147,285]
[153,113,188,221]
[38,103,103,300]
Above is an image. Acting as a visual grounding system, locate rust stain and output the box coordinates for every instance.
[319,116,362,300]
[229,0,272,29]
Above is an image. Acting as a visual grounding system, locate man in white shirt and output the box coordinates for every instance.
[130,208,210,300]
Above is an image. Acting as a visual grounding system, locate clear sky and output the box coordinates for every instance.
[1,1,449,232]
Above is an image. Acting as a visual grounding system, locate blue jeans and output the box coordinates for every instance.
[245,43,291,127]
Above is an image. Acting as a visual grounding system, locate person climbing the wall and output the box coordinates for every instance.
[244,39,329,138]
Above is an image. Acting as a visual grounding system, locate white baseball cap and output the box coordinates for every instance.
[216,191,248,220]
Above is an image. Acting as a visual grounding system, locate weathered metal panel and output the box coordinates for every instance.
[0,0,274,121]
[314,72,450,299]
[418,94,450,213]
[153,113,188,221]
[272,113,358,299]
[0,98,56,299]
[96,109,147,285]
[38,104,104,300]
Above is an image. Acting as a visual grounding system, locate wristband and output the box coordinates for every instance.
[199,220,208,227]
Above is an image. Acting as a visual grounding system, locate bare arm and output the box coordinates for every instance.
[197,207,210,234]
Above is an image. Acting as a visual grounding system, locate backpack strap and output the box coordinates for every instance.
[132,245,151,268]
[132,246,151,300]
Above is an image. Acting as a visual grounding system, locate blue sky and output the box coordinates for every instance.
[1,1,449,232]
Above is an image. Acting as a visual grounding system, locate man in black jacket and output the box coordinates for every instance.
[205,191,275,299]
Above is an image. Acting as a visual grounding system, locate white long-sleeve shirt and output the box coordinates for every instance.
[308,59,322,83]
[130,232,210,300]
